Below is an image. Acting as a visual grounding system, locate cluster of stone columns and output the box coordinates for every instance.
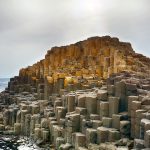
[0,71,150,149]
[1,36,150,149]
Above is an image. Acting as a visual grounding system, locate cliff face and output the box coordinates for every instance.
[1,36,150,149]
[19,36,150,78]
[8,36,150,98]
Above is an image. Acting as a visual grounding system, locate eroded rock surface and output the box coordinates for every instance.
[0,36,150,150]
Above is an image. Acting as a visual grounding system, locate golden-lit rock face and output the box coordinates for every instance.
[19,36,150,87]
[3,36,150,149]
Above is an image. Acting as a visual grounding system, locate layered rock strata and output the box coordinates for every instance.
[0,36,150,150]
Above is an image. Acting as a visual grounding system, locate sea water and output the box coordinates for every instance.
[0,78,9,92]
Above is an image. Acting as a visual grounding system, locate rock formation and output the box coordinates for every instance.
[0,36,150,149]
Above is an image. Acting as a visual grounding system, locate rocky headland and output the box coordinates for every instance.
[0,36,150,150]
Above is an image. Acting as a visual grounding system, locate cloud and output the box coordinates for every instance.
[0,0,150,78]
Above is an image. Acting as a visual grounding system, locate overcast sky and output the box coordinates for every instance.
[0,0,150,78]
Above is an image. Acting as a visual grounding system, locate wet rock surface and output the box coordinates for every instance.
[0,135,42,150]
[0,136,19,150]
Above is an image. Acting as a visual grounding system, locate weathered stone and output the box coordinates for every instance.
[52,125,64,145]
[90,114,100,120]
[108,96,119,117]
[108,129,120,142]
[32,104,40,114]
[140,119,150,139]
[25,114,31,136]
[56,137,65,150]
[144,130,150,148]
[100,102,109,119]
[142,97,150,105]
[97,127,109,144]
[41,118,49,129]
[107,85,115,96]
[3,109,10,126]
[92,120,103,129]
[67,94,76,112]
[131,101,141,110]
[21,109,28,134]
[86,93,97,116]
[97,90,108,101]
[42,130,49,142]
[75,107,87,116]
[86,128,97,146]
[0,124,5,131]
[115,81,126,112]
[74,133,86,149]
[128,96,138,116]
[77,94,86,108]
[134,139,145,149]
[120,121,130,138]
[102,117,112,128]
[112,114,121,130]
[34,128,41,141]
[59,143,72,150]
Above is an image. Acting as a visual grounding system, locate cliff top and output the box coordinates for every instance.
[19,36,150,81]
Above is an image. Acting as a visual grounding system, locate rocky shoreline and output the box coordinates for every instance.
[0,71,150,149]
[0,36,150,150]
[0,134,42,150]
